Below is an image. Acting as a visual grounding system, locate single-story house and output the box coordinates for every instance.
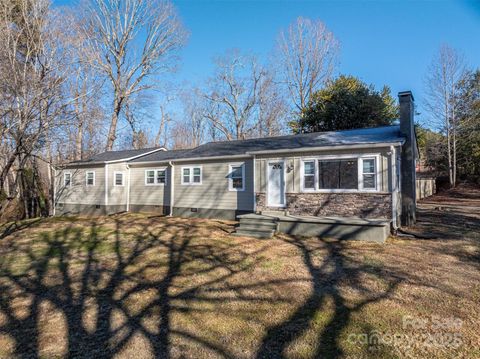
[54,91,418,242]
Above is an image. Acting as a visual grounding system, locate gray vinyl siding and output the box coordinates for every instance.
[129,165,171,206]
[255,147,393,194]
[55,165,105,205]
[106,162,128,207]
[174,159,254,211]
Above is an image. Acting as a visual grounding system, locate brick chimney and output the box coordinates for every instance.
[399,91,416,226]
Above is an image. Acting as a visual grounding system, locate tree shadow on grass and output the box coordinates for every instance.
[256,222,405,359]
[0,215,302,358]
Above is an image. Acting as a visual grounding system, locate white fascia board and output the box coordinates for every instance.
[246,141,405,155]
[129,154,252,165]
[104,147,167,163]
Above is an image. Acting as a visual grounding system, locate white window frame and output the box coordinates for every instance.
[113,171,125,187]
[300,154,381,193]
[181,166,202,185]
[228,163,245,191]
[85,171,95,186]
[64,172,72,187]
[359,157,378,191]
[301,159,317,192]
[145,168,167,186]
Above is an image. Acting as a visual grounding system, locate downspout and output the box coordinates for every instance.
[52,167,56,216]
[126,164,130,212]
[252,155,257,213]
[168,161,174,216]
[390,145,398,230]
[105,163,109,214]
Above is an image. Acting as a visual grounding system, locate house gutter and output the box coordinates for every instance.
[52,167,56,216]
[252,154,257,213]
[130,154,252,166]
[126,164,131,212]
[105,163,109,209]
[390,145,398,230]
[168,161,174,216]
[246,141,405,155]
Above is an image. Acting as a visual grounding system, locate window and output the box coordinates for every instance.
[181,166,202,185]
[146,170,155,185]
[193,167,201,184]
[301,156,379,192]
[157,170,166,184]
[145,169,166,185]
[86,171,95,186]
[229,163,245,191]
[319,159,358,190]
[114,171,124,186]
[361,158,376,190]
[64,172,72,187]
[182,168,190,183]
[303,161,315,190]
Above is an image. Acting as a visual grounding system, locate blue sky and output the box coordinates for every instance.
[54,0,480,127]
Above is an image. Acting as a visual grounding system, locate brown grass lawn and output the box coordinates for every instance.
[0,190,479,358]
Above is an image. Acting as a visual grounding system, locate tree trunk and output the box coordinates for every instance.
[0,151,18,198]
[453,123,457,187]
[447,127,453,187]
[106,96,122,151]
[74,94,84,161]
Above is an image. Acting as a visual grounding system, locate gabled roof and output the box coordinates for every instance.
[70,147,166,165]
[130,125,405,163]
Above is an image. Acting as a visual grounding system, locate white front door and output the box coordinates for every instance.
[267,161,285,207]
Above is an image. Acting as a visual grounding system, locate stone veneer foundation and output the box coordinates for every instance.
[256,192,392,219]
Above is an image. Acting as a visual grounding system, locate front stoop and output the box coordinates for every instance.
[234,213,390,242]
[233,214,279,239]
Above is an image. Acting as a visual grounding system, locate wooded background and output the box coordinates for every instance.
[1,0,479,220]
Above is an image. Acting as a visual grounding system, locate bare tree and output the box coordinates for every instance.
[154,91,176,148]
[425,44,465,187]
[85,0,187,151]
[59,10,106,161]
[0,0,73,213]
[257,71,288,137]
[169,121,194,149]
[202,50,266,140]
[276,17,339,118]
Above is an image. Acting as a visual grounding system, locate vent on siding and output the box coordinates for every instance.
[190,208,198,212]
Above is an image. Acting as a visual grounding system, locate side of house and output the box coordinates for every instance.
[54,164,106,216]
[171,158,255,219]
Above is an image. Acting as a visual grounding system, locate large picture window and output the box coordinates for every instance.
[302,156,379,192]
[319,159,358,190]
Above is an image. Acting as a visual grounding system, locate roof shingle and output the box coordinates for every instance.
[130,125,404,163]
[71,126,404,165]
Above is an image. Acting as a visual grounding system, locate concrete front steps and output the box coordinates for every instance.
[233,213,279,239]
